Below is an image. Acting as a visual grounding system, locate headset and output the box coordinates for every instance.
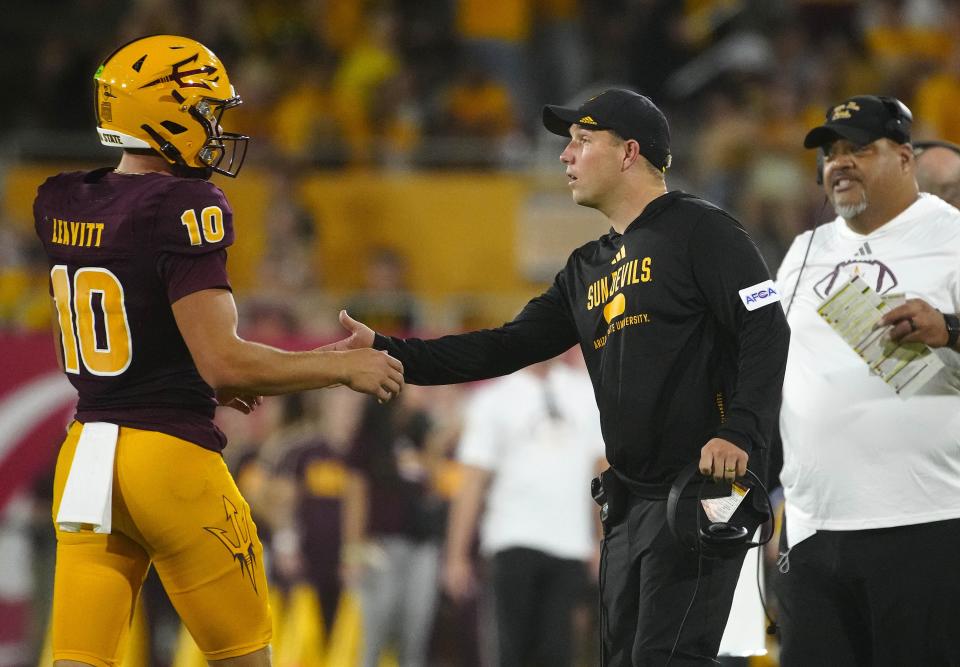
[666,461,774,558]
[879,95,913,144]
[663,462,776,665]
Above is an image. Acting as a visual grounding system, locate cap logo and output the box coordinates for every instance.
[830,101,861,121]
[579,115,598,125]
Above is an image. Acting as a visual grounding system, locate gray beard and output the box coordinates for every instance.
[834,192,868,221]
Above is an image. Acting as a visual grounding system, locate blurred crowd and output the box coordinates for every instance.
[3,0,960,334]
[4,0,960,664]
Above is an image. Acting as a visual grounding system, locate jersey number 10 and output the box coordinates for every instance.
[51,265,132,376]
[180,206,224,245]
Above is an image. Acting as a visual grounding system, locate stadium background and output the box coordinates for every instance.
[1,0,959,665]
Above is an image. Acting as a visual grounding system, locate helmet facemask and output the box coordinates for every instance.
[189,97,248,177]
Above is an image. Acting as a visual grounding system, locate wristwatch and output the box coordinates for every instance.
[943,312,960,350]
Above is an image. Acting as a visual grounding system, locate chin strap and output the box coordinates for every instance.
[141,124,186,166]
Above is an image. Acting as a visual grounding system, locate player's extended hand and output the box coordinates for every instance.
[337,348,404,402]
[699,438,748,482]
[215,389,263,414]
[879,298,949,347]
[321,310,376,351]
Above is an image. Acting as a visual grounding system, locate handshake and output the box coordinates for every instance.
[199,295,406,416]
[320,310,404,404]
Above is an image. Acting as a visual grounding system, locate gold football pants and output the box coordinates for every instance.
[51,422,271,666]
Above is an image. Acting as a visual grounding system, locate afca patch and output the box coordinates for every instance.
[739,280,781,311]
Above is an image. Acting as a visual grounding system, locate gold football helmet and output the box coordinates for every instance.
[94,35,248,177]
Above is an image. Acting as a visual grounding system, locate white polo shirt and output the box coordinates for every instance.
[776,193,960,548]
[457,364,606,560]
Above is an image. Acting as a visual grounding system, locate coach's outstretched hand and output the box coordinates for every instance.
[322,310,376,351]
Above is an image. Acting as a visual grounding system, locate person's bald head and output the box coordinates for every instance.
[915,142,960,208]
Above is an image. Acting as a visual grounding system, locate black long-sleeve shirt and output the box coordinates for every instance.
[375,191,790,495]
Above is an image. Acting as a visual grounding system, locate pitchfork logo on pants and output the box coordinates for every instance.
[204,496,259,594]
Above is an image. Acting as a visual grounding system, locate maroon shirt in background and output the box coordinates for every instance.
[279,440,345,579]
[34,168,235,452]
[346,398,442,540]
[271,438,348,628]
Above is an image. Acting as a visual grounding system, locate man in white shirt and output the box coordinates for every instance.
[442,358,606,667]
[776,95,960,666]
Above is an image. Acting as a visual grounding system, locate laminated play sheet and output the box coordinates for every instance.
[817,275,943,398]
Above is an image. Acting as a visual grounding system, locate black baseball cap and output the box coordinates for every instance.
[542,88,672,170]
[803,95,913,149]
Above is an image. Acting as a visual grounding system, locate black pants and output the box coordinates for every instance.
[600,495,744,667]
[489,547,587,667]
[776,518,960,667]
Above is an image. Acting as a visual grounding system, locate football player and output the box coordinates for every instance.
[35,35,403,667]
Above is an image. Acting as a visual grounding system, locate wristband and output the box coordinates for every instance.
[943,312,960,350]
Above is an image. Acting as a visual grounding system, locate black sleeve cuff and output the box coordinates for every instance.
[715,427,754,455]
[373,333,391,352]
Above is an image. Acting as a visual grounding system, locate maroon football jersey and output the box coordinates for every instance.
[34,168,236,451]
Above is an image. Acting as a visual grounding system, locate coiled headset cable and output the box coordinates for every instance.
[665,471,776,666]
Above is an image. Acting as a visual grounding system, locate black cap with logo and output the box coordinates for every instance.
[803,95,913,149]
[542,88,672,171]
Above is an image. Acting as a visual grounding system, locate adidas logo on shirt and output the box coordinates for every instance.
[855,242,872,257]
[611,245,626,264]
